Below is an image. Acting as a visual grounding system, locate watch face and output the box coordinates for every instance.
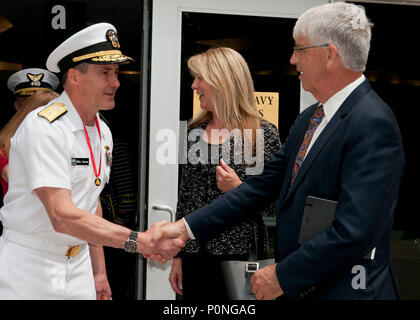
[124,240,137,253]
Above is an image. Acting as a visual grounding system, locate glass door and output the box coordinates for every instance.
[145,0,330,300]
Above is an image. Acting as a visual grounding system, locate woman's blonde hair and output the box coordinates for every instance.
[0,90,59,156]
[187,47,261,149]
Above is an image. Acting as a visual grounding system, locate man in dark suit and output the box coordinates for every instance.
[153,2,405,299]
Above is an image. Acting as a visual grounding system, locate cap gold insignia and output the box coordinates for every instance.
[14,87,51,96]
[27,73,44,87]
[38,102,67,123]
[91,54,126,62]
[106,29,120,49]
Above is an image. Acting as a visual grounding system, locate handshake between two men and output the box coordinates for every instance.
[141,219,284,300]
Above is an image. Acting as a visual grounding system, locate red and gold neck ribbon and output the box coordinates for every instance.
[82,117,102,186]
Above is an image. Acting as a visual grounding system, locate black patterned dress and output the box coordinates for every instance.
[176,120,280,300]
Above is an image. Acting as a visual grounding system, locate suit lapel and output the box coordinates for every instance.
[277,104,316,204]
[282,80,372,203]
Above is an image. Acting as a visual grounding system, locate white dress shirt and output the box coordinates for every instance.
[305,75,365,158]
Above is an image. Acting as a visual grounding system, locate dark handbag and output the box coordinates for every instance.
[220,224,274,300]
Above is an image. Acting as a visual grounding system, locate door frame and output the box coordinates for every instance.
[143,0,330,300]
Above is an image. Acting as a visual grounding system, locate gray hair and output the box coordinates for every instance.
[61,62,89,86]
[293,2,373,72]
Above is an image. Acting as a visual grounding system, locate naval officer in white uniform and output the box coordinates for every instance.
[7,68,60,111]
[0,23,183,299]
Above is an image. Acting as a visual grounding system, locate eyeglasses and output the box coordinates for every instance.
[293,44,330,54]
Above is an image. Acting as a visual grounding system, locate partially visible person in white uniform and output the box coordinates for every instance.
[7,68,60,112]
[0,23,183,300]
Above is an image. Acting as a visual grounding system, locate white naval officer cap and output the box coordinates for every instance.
[7,68,59,97]
[46,22,133,73]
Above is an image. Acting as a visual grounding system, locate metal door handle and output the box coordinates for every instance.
[152,205,175,223]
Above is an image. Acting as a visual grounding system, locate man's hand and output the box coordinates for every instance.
[216,159,242,192]
[94,272,112,300]
[151,219,189,243]
[140,220,187,263]
[250,263,284,300]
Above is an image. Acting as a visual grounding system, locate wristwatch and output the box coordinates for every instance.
[124,230,138,253]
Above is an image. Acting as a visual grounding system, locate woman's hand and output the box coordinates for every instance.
[1,164,9,182]
[216,159,242,192]
[169,257,183,295]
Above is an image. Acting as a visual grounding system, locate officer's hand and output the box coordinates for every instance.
[141,220,186,262]
[94,272,112,300]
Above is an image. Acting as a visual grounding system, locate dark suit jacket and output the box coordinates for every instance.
[185,80,405,299]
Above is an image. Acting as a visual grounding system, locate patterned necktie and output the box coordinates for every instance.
[290,104,325,186]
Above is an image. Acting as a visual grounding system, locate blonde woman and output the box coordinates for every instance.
[0,90,59,195]
[169,47,280,300]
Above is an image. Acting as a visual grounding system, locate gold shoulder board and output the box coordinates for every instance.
[38,103,67,123]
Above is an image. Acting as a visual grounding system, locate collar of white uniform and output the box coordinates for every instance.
[59,90,105,138]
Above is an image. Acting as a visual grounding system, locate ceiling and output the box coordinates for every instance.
[0,0,142,72]
[0,0,142,125]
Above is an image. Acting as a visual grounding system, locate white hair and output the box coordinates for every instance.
[293,2,373,72]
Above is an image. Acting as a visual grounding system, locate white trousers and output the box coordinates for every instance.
[0,236,96,300]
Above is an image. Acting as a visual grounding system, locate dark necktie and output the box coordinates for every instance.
[290,104,325,185]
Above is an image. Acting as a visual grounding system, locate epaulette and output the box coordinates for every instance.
[38,102,67,123]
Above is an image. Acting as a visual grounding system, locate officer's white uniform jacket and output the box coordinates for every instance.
[0,90,113,245]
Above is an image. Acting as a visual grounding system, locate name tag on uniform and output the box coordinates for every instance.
[71,158,89,166]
